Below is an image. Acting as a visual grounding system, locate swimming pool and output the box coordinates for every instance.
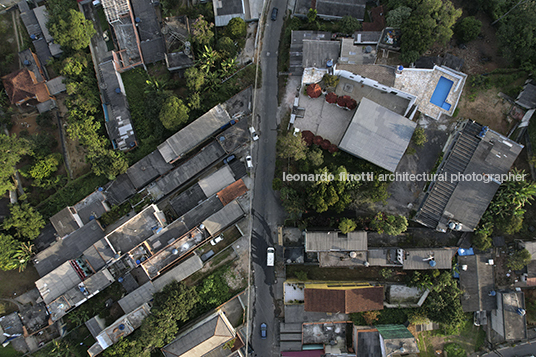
[430,76,453,111]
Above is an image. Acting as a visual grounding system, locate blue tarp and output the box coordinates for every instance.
[458,247,474,256]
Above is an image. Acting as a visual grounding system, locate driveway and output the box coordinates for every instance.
[249,0,288,355]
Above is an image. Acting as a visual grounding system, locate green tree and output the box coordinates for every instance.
[0,234,18,271]
[422,272,465,330]
[386,6,412,27]
[370,212,408,235]
[198,45,219,73]
[454,16,482,43]
[13,242,34,272]
[48,9,96,50]
[185,67,206,92]
[507,248,532,270]
[216,36,238,58]
[191,15,214,46]
[36,112,55,128]
[280,186,306,219]
[277,133,308,161]
[27,133,58,159]
[322,74,340,88]
[412,126,427,146]
[3,203,45,241]
[29,153,62,181]
[339,218,357,234]
[60,53,89,78]
[86,147,129,180]
[496,1,536,70]
[307,8,317,23]
[159,96,189,131]
[0,134,31,196]
[339,15,361,34]
[189,92,201,110]
[306,147,324,167]
[226,17,247,40]
[472,222,493,251]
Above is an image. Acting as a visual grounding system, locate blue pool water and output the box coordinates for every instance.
[430,76,454,111]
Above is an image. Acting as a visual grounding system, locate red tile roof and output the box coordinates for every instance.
[217,179,247,206]
[304,286,384,313]
[1,68,51,105]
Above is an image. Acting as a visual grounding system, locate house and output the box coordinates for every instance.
[520,241,536,286]
[490,291,527,341]
[88,303,151,356]
[305,231,367,252]
[458,253,496,315]
[161,310,236,357]
[402,248,456,270]
[289,31,332,75]
[293,0,366,21]
[303,283,384,313]
[339,97,417,172]
[376,324,419,356]
[394,65,467,120]
[213,0,245,27]
[415,120,523,232]
[18,49,44,82]
[339,38,376,65]
[515,80,536,110]
[130,0,166,64]
[1,68,51,107]
[98,60,137,151]
[302,322,351,355]
[302,39,340,69]
[165,52,194,72]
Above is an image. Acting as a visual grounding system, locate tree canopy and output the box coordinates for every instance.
[48,9,96,50]
[0,234,19,271]
[338,16,361,34]
[216,36,238,58]
[277,133,308,161]
[339,218,357,234]
[191,15,214,46]
[386,6,412,27]
[507,249,532,270]
[159,96,190,131]
[454,16,482,43]
[370,212,408,235]
[226,17,247,40]
[0,134,31,196]
[3,203,45,241]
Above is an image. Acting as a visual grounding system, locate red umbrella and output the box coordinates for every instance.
[336,95,348,107]
[347,98,357,110]
[325,92,337,103]
[307,83,322,98]
[320,139,331,150]
[313,135,323,145]
[328,144,339,153]
[301,130,314,145]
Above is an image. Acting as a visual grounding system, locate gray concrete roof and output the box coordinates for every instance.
[106,204,164,254]
[73,191,109,224]
[495,292,527,341]
[305,231,367,252]
[104,173,137,205]
[459,254,496,312]
[158,104,231,163]
[34,220,105,277]
[199,166,236,197]
[98,60,137,151]
[162,312,234,357]
[402,248,456,270]
[170,184,208,218]
[20,9,41,37]
[203,200,244,236]
[213,0,245,27]
[118,281,156,314]
[83,239,116,272]
[49,206,82,238]
[516,81,536,109]
[33,6,53,42]
[355,328,381,357]
[150,141,226,200]
[339,97,417,172]
[126,150,173,189]
[85,316,106,339]
[18,49,43,82]
[36,98,56,113]
[165,52,194,71]
[294,0,365,20]
[302,39,340,69]
[36,260,82,304]
[289,31,332,75]
[130,0,166,64]
[152,254,203,290]
[45,76,66,95]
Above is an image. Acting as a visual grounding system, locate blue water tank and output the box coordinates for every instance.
[429,260,437,267]
[98,187,104,191]
[136,259,141,265]
[115,87,121,94]
[398,65,404,71]
[135,17,141,23]
[23,60,30,66]
[489,290,496,296]
[118,277,124,283]
[30,34,37,40]
[119,324,125,330]
[89,215,95,221]
[327,59,333,67]
[219,136,225,142]
[130,141,136,147]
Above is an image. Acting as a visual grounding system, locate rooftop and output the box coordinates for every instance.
[402,248,456,270]
[19,302,49,335]
[112,19,143,70]
[49,207,82,238]
[88,303,151,356]
[376,324,419,355]
[32,38,53,68]
[415,53,464,72]
[106,204,165,254]
[458,253,496,312]
[161,311,235,357]
[18,49,44,82]
[367,248,404,267]
[74,190,110,224]
[305,231,367,252]
[294,0,366,20]
[199,165,237,198]
[1,68,51,105]
[213,0,245,27]
[394,65,466,119]
[302,322,349,354]
[34,220,105,277]
[98,60,137,150]
[290,31,332,75]
[45,76,67,95]
[338,97,417,172]
[338,39,376,66]
[126,150,173,189]
[354,328,381,357]
[35,260,82,304]
[302,40,340,69]
[104,172,137,205]
[130,0,166,64]
[101,0,130,23]
[493,292,527,341]
[415,120,523,232]
[33,6,53,42]
[202,200,245,236]
[165,52,194,71]
[118,281,155,314]
[149,141,227,200]
[217,179,247,206]
[157,104,231,163]
[152,254,204,291]
[82,238,116,272]
[516,80,536,109]
[304,283,384,313]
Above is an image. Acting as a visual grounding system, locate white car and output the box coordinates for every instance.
[249,127,259,141]
[210,235,223,245]
[246,155,253,168]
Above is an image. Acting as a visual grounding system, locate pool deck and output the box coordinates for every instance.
[394,65,466,120]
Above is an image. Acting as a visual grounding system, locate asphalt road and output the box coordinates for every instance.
[483,343,536,357]
[249,1,287,355]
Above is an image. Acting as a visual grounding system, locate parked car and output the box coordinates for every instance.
[223,155,235,164]
[271,7,278,21]
[201,250,215,261]
[210,235,223,245]
[246,155,253,168]
[260,323,267,339]
[267,247,275,266]
[249,127,259,141]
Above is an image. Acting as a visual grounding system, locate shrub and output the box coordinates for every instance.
[363,311,380,325]
[339,218,357,234]
[507,248,532,270]
[412,127,427,146]
[443,343,466,357]
[455,16,482,43]
[295,271,308,281]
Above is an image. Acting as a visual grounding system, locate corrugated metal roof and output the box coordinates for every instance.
[305,231,367,252]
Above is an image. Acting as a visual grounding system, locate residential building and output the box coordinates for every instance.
[293,0,366,21]
[490,291,527,341]
[515,80,536,110]
[213,0,245,27]
[303,282,384,313]
[289,31,332,75]
[458,253,496,314]
[376,324,419,356]
[415,120,523,232]
[305,231,367,252]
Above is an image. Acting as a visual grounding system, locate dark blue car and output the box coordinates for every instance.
[260,323,267,339]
